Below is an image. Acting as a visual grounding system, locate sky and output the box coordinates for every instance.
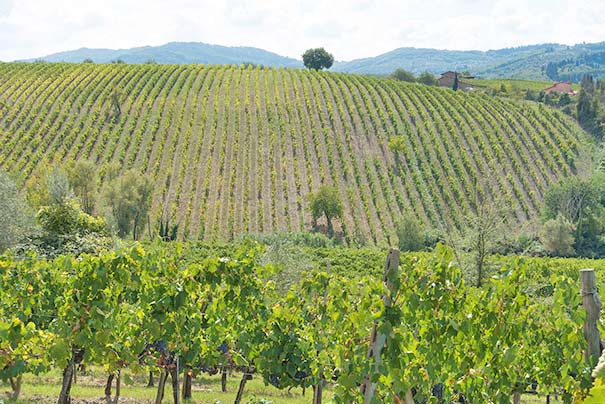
[0,0,604,62]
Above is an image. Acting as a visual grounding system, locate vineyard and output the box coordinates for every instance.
[0,63,591,244]
[0,242,601,404]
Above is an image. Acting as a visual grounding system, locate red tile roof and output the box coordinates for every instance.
[543,81,576,95]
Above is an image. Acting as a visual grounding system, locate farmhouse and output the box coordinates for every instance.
[437,71,473,90]
[543,81,577,95]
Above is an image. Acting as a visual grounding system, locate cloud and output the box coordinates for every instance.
[0,0,14,16]
[0,0,604,62]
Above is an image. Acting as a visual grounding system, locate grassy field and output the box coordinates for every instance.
[3,369,317,404]
[3,368,605,403]
[467,77,581,98]
[0,63,589,245]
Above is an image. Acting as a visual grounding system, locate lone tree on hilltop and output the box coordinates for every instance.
[302,48,334,70]
[308,185,343,236]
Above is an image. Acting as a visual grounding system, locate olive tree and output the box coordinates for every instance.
[67,160,98,215]
[0,171,35,252]
[308,185,343,236]
[102,170,153,239]
[302,48,334,70]
[46,167,73,205]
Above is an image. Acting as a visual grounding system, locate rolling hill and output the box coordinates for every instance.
[0,63,591,245]
[21,42,302,68]
[21,40,605,81]
[333,42,605,80]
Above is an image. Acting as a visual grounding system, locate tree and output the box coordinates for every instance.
[395,214,424,252]
[0,171,35,252]
[559,92,571,106]
[545,62,559,80]
[25,164,51,210]
[581,74,595,94]
[524,89,536,101]
[308,186,343,236]
[302,48,334,71]
[417,72,437,86]
[82,58,94,64]
[462,202,509,287]
[540,214,575,257]
[102,170,153,239]
[577,88,596,124]
[452,73,459,91]
[390,68,416,83]
[66,160,98,215]
[444,194,510,287]
[46,167,73,205]
[542,175,605,256]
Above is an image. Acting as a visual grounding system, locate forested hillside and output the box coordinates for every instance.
[21,42,302,67]
[24,41,605,81]
[0,62,590,245]
[335,42,605,80]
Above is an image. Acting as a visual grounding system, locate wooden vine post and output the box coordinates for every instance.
[169,356,180,404]
[234,370,253,404]
[221,368,228,392]
[312,259,330,404]
[154,368,168,404]
[360,247,401,404]
[182,367,193,400]
[580,269,602,364]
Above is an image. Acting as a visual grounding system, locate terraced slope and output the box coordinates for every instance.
[0,63,589,245]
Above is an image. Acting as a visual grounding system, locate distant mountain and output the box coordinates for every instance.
[21,41,605,82]
[22,41,303,68]
[333,42,605,81]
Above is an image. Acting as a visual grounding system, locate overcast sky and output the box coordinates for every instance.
[0,0,604,62]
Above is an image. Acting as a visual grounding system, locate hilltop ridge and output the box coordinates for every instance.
[19,40,605,81]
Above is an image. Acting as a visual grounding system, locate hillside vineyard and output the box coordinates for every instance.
[0,63,587,244]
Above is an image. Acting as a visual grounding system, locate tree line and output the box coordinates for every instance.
[0,161,155,258]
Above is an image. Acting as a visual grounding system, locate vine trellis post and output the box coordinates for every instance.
[580,269,602,364]
[360,247,410,404]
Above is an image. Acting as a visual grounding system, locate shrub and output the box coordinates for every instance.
[395,215,425,252]
[540,214,575,257]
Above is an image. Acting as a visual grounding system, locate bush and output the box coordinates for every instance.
[395,215,424,252]
[417,72,437,86]
[37,199,107,236]
[0,171,35,252]
[540,214,575,257]
[16,198,113,259]
[390,68,416,83]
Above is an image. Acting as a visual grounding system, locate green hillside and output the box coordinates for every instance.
[0,63,591,245]
[22,41,303,68]
[334,42,605,81]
